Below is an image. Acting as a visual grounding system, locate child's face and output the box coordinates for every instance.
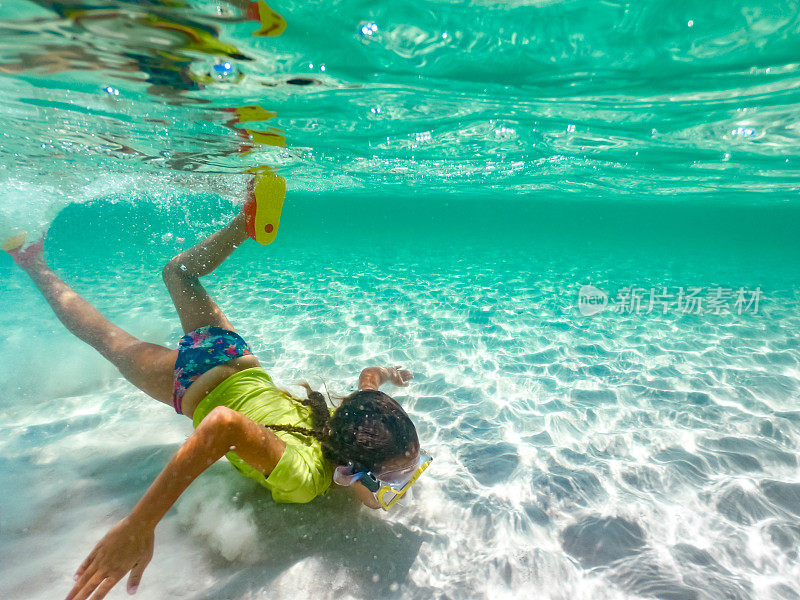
[376,447,421,483]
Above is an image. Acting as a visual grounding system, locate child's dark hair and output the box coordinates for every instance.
[266,384,419,473]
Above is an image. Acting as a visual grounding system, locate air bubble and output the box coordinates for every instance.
[360,21,379,36]
[212,60,237,81]
[495,126,516,138]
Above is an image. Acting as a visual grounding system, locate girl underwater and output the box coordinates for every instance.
[4,181,430,600]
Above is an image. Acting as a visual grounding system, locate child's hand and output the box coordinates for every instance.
[385,365,413,387]
[67,516,154,599]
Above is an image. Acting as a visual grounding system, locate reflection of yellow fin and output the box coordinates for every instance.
[233,105,276,123]
[145,15,243,57]
[249,129,286,147]
[2,231,27,252]
[250,0,287,37]
[244,172,285,245]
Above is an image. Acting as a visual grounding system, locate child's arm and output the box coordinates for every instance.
[352,480,382,509]
[67,407,285,600]
[358,366,413,390]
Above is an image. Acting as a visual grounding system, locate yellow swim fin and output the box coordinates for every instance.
[244,171,286,245]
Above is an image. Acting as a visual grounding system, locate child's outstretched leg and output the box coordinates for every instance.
[6,235,176,405]
[162,212,249,334]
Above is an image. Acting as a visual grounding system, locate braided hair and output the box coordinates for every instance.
[266,382,419,473]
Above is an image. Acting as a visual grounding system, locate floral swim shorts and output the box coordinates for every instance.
[172,325,253,414]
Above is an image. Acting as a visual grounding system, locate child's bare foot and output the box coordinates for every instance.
[3,232,45,268]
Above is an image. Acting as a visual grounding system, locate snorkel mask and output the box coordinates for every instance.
[334,450,433,510]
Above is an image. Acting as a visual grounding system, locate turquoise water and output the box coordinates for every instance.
[1,2,800,599]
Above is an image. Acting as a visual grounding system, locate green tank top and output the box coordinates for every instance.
[192,367,333,503]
